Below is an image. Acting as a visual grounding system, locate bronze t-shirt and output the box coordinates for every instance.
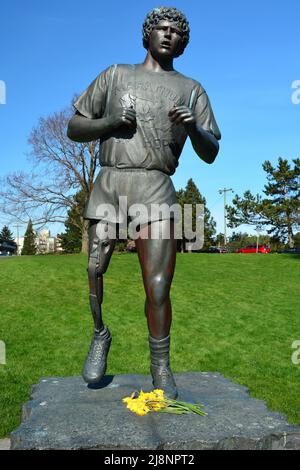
[74,64,221,176]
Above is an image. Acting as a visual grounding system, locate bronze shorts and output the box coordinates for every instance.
[84,167,178,225]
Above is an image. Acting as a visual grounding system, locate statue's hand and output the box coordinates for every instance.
[168,106,196,127]
[109,107,136,130]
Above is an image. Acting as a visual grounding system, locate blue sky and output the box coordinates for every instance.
[0,0,299,237]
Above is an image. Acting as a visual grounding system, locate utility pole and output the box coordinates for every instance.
[218,188,234,245]
[13,223,21,255]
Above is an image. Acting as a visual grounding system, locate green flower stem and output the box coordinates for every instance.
[158,408,190,414]
[144,397,207,416]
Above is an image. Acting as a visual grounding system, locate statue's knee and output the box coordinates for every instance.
[147,273,171,307]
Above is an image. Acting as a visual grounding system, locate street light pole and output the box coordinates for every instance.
[219,188,233,246]
[255,226,262,254]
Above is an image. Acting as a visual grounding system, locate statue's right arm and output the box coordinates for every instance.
[67,109,136,143]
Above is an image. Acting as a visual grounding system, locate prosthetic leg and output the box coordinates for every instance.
[82,221,116,384]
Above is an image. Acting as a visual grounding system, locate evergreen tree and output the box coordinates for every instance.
[60,190,85,253]
[0,225,14,242]
[227,158,300,248]
[21,219,37,255]
[294,232,300,248]
[262,158,300,247]
[214,232,225,246]
[269,235,285,252]
[0,224,17,254]
[176,178,216,251]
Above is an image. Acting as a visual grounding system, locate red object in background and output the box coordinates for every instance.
[236,245,270,254]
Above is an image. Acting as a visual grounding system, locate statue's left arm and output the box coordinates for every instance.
[168,88,221,164]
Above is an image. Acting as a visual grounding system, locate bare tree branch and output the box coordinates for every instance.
[0,99,100,242]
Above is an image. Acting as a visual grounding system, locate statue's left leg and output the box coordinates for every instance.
[82,220,116,384]
[135,219,178,398]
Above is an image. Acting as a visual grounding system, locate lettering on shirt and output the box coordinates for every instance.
[113,79,186,150]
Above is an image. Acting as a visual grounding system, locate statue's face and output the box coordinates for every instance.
[148,20,183,59]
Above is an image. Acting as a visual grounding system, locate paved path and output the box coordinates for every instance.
[0,439,10,450]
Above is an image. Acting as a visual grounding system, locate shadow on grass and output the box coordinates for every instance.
[278,253,300,261]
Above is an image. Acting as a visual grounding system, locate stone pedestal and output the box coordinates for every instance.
[10,372,300,450]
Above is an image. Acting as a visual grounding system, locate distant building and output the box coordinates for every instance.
[36,229,55,254]
[14,229,63,255]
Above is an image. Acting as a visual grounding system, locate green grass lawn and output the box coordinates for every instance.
[0,252,300,437]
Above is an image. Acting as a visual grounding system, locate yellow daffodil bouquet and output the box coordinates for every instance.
[123,389,206,416]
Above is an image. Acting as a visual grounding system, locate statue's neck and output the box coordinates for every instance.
[140,50,174,72]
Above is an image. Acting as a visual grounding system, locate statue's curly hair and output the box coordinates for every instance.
[142,6,190,57]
